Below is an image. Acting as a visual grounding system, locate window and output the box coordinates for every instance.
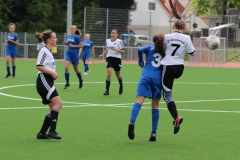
[131,2,137,11]
[148,3,155,10]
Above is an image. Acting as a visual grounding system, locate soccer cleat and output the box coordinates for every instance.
[36,132,51,139]
[103,91,109,95]
[84,72,88,75]
[63,84,70,89]
[119,85,123,95]
[4,73,11,78]
[173,116,183,134]
[12,73,15,78]
[128,123,135,140]
[48,132,62,139]
[79,79,83,88]
[149,131,156,141]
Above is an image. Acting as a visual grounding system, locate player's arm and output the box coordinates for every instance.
[99,49,108,58]
[8,35,19,45]
[36,66,58,80]
[91,46,95,58]
[138,46,148,68]
[69,42,83,48]
[79,47,83,56]
[186,36,195,56]
[112,40,124,54]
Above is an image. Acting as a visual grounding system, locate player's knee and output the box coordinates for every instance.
[163,91,173,103]
[65,67,69,72]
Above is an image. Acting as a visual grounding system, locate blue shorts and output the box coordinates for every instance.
[82,53,91,61]
[6,48,18,58]
[65,52,79,65]
[136,77,162,100]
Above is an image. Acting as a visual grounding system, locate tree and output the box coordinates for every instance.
[97,0,134,10]
[191,0,240,16]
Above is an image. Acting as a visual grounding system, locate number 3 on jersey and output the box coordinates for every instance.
[171,44,180,56]
[151,53,161,67]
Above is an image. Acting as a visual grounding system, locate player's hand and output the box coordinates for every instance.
[92,54,95,58]
[112,47,117,51]
[52,73,58,80]
[69,43,73,47]
[63,41,67,45]
[138,61,144,68]
[5,39,8,42]
[99,54,103,58]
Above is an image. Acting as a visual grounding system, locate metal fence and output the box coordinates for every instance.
[1,7,240,65]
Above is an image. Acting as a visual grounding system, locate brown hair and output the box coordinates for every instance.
[169,0,185,30]
[75,29,82,36]
[153,34,165,57]
[35,32,43,43]
[111,29,118,34]
[35,30,54,44]
[8,23,15,28]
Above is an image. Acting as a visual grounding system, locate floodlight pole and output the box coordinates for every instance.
[67,0,73,36]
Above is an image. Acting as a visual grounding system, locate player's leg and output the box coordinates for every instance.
[11,56,16,77]
[73,64,83,89]
[114,58,123,95]
[48,96,62,139]
[104,58,112,95]
[37,104,52,139]
[5,53,11,78]
[149,98,160,141]
[162,65,183,134]
[82,54,88,75]
[63,58,71,89]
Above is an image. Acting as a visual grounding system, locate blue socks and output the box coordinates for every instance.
[84,64,89,72]
[77,72,82,81]
[65,73,69,84]
[7,67,10,74]
[152,109,159,132]
[130,103,142,123]
[12,66,16,75]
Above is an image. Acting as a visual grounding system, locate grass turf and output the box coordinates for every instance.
[0,59,240,160]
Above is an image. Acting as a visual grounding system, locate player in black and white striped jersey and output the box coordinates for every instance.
[161,0,195,134]
[99,29,124,95]
[36,30,62,140]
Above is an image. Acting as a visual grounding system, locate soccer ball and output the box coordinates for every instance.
[205,35,220,50]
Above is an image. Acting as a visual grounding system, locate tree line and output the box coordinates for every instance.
[0,0,134,32]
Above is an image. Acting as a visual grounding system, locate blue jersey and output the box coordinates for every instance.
[6,33,18,50]
[138,45,162,80]
[82,40,93,55]
[66,34,81,53]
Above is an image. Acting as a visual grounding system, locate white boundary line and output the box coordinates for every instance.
[0,83,240,113]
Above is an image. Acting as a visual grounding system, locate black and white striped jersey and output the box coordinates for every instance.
[161,32,195,65]
[36,47,56,74]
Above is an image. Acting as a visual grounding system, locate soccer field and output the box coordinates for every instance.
[0,59,240,160]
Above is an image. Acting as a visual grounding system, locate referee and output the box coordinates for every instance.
[99,29,124,95]
[36,30,62,140]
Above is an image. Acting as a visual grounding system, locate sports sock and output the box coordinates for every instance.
[106,78,110,92]
[152,109,159,132]
[167,101,178,119]
[40,114,51,134]
[84,64,89,72]
[7,67,10,74]
[12,66,16,75]
[118,77,123,87]
[130,103,142,123]
[49,108,59,133]
[65,73,69,84]
[77,72,82,81]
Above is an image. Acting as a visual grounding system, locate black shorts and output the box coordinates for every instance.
[106,57,122,71]
[161,65,184,91]
[36,73,59,105]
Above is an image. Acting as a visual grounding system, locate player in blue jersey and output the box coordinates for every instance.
[63,25,83,89]
[128,34,165,141]
[5,23,19,78]
[79,33,95,75]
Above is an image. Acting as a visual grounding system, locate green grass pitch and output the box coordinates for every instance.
[0,59,240,160]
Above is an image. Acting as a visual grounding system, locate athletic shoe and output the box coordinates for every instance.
[149,131,156,141]
[36,132,51,139]
[48,132,61,139]
[4,73,11,78]
[12,73,15,78]
[128,123,135,140]
[84,72,88,75]
[63,84,70,89]
[79,79,83,88]
[103,91,109,95]
[173,116,183,134]
[119,85,123,95]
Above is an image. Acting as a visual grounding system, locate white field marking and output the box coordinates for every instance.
[1,104,240,114]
